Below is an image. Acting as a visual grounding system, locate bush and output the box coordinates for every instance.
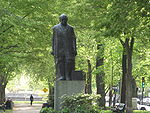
[39,107,150,113]
[61,93,101,113]
[40,107,56,113]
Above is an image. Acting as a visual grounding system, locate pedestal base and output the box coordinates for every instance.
[54,80,85,111]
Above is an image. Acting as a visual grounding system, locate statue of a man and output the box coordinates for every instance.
[51,14,77,80]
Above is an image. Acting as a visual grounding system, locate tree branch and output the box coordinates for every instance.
[134,75,139,80]
[0,25,14,36]
[0,44,18,52]
[130,37,134,51]
[1,50,32,54]
[119,38,125,47]
[0,12,30,36]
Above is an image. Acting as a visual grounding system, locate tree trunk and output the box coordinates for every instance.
[109,87,113,106]
[0,83,6,104]
[126,40,133,113]
[109,50,114,106]
[0,69,8,104]
[85,59,92,94]
[131,76,137,98]
[120,38,134,113]
[96,44,105,108]
[120,48,127,103]
[127,38,134,113]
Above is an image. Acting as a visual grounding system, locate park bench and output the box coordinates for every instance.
[42,103,51,108]
[0,99,13,112]
[112,103,126,113]
[0,104,5,113]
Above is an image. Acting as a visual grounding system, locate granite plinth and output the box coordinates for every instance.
[54,80,85,111]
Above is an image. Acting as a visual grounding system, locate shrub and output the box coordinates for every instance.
[61,93,101,113]
[40,107,56,113]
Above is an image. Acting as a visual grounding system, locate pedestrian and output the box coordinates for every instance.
[30,94,34,106]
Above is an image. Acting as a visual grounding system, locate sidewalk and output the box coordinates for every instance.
[12,103,42,113]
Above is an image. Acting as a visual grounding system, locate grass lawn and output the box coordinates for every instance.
[1,110,12,113]
[133,110,150,113]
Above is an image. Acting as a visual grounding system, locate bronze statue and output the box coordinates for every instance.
[51,14,77,80]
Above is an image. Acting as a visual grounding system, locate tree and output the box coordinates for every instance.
[96,43,105,108]
[99,0,150,112]
[1,1,149,110]
[0,0,55,103]
[76,30,97,94]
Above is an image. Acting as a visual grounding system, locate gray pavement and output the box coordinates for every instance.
[12,103,42,113]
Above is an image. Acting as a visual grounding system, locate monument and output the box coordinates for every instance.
[51,14,77,80]
[51,14,85,111]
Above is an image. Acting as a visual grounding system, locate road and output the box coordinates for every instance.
[11,103,42,113]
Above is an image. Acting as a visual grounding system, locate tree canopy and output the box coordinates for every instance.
[0,0,150,109]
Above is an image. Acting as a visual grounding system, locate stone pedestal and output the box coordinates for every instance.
[54,80,85,111]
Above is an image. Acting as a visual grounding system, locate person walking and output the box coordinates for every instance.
[30,94,34,106]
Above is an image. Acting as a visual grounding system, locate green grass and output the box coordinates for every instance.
[3,110,12,113]
[133,110,150,113]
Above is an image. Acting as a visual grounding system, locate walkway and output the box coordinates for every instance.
[12,103,42,113]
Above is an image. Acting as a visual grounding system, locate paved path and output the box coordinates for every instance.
[11,103,42,113]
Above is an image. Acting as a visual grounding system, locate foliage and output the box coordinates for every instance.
[0,0,56,91]
[0,0,150,108]
[40,107,56,113]
[61,93,101,113]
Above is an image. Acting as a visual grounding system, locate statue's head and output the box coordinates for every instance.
[59,14,68,26]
